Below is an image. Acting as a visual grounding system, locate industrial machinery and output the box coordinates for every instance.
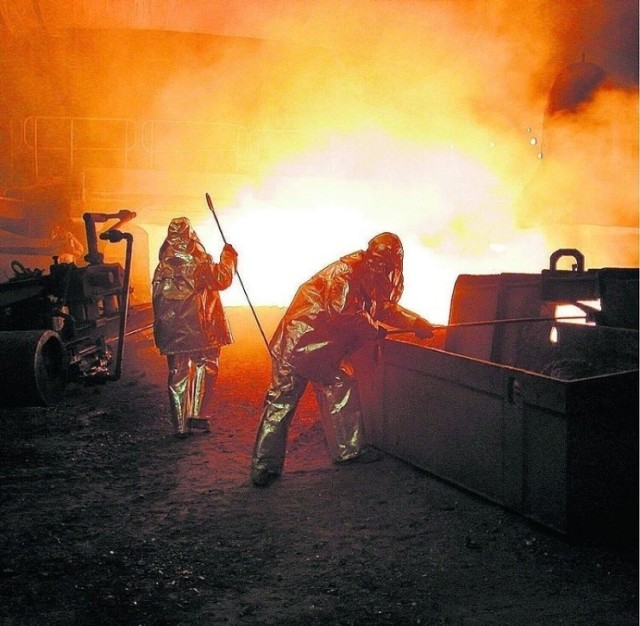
[0,210,136,406]
[354,250,638,544]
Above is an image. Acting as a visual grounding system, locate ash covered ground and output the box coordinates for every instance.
[0,307,637,625]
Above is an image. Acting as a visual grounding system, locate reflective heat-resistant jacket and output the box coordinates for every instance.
[270,249,421,383]
[152,218,236,355]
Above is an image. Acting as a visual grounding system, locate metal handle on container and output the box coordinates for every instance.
[549,249,585,272]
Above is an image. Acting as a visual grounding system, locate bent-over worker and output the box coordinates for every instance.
[250,232,434,486]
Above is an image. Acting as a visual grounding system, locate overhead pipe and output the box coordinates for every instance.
[0,1,297,39]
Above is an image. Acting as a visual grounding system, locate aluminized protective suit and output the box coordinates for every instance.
[251,232,432,480]
[152,217,237,436]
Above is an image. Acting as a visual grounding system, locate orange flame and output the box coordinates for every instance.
[135,1,637,321]
[10,0,626,322]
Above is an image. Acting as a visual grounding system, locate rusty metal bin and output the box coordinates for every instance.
[353,328,638,543]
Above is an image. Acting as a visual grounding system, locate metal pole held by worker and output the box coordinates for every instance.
[205,193,270,351]
[387,315,587,334]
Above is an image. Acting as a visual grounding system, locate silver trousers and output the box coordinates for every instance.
[166,348,220,435]
[251,359,365,474]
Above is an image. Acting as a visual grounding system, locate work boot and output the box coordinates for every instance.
[188,417,211,433]
[336,447,384,464]
[353,447,384,463]
[250,467,271,487]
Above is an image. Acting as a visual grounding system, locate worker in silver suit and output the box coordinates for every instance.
[250,232,435,486]
[152,217,237,438]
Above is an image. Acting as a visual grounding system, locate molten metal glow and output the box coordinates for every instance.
[186,134,550,322]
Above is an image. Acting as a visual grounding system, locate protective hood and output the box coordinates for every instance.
[158,217,208,263]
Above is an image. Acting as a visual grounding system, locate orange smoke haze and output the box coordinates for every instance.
[2,0,637,322]
[137,0,637,320]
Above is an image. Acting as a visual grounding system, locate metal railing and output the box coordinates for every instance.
[19,115,257,179]
[140,119,250,172]
[0,115,323,187]
[23,116,138,178]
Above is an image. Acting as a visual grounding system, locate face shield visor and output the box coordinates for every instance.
[160,217,206,261]
[365,233,404,302]
[366,233,404,274]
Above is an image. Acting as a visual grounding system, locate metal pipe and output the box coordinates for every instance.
[387,316,588,334]
[98,228,134,381]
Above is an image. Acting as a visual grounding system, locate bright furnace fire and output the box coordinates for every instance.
[132,1,638,323]
[188,135,551,323]
[0,1,636,327]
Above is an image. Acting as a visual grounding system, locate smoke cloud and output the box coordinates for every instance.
[1,0,637,316]
[143,0,638,313]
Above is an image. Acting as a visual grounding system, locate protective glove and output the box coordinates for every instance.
[223,243,238,259]
[413,317,434,340]
[376,325,388,340]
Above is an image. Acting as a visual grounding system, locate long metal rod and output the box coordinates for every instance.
[387,315,587,334]
[205,193,270,350]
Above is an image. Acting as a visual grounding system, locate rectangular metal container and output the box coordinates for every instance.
[353,331,638,542]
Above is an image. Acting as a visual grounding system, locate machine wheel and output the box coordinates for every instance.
[0,330,68,406]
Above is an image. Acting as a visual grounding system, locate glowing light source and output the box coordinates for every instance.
[555,302,599,325]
